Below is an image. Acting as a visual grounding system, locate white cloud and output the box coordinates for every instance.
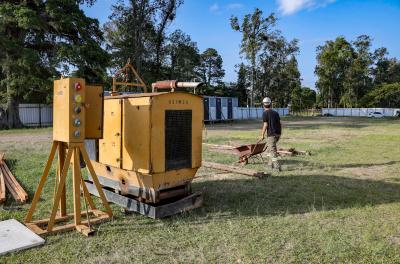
[277,0,336,15]
[227,3,244,9]
[209,3,219,12]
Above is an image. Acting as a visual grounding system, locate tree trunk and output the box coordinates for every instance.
[5,58,23,129]
[6,96,22,129]
[154,0,176,81]
[251,63,255,107]
[0,107,7,129]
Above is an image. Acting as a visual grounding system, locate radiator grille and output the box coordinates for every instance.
[165,110,192,171]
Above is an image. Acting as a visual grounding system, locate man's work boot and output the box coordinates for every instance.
[272,160,281,172]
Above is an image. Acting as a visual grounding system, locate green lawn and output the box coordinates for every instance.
[1,117,400,263]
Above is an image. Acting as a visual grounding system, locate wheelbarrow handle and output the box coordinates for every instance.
[255,138,266,144]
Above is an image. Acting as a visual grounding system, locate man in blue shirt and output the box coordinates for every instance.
[260,97,282,171]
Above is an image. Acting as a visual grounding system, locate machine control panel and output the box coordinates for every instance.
[53,78,86,142]
[53,78,104,143]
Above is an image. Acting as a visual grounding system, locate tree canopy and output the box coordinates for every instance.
[231,8,301,107]
[0,0,109,128]
[315,35,400,108]
[1,2,400,128]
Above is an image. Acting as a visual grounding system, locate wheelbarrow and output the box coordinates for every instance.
[233,139,267,164]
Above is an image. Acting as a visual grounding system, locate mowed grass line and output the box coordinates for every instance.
[1,117,400,263]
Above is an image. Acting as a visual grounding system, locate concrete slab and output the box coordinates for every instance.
[0,219,45,255]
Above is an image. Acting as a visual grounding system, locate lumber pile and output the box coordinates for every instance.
[0,153,28,204]
[277,148,311,157]
[202,161,269,178]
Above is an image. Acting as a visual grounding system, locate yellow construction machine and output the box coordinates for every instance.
[26,63,205,237]
[83,67,205,218]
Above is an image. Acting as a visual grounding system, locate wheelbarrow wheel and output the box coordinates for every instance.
[238,156,248,165]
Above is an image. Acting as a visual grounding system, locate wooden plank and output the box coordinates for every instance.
[0,153,28,201]
[29,214,109,236]
[1,165,22,202]
[57,141,67,216]
[202,143,235,150]
[277,150,294,156]
[0,167,5,204]
[277,148,311,156]
[0,154,5,203]
[28,209,101,226]
[1,161,28,201]
[25,224,46,235]
[47,147,73,231]
[25,141,58,223]
[72,149,82,226]
[75,225,95,237]
[1,164,26,202]
[202,161,269,178]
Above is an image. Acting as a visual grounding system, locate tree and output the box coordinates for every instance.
[361,82,400,107]
[372,48,400,86]
[104,0,183,84]
[258,36,300,107]
[164,30,200,82]
[0,0,108,128]
[104,0,156,82]
[196,48,225,87]
[290,86,302,111]
[290,87,316,111]
[231,9,277,106]
[235,63,249,106]
[341,35,373,107]
[315,35,400,107]
[315,36,354,107]
[301,87,317,109]
[152,0,183,80]
[275,55,301,107]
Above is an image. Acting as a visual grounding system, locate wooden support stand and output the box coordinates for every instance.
[25,141,113,236]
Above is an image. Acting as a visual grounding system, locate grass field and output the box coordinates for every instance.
[1,117,400,263]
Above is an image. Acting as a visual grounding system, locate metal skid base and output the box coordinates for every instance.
[85,181,203,219]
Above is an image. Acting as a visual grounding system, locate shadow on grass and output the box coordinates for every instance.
[186,174,400,220]
[281,159,399,170]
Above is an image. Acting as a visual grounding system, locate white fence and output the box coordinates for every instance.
[19,104,52,127]
[17,104,288,127]
[234,107,289,120]
[322,108,400,117]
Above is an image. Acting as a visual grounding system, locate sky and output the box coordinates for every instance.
[82,0,400,89]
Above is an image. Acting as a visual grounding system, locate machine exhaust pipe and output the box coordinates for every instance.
[152,80,205,93]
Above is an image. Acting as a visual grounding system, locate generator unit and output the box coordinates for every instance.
[84,78,204,218]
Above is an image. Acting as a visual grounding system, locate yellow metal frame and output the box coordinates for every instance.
[112,60,147,94]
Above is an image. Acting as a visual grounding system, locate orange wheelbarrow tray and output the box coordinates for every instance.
[233,142,267,164]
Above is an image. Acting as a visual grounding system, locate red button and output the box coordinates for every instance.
[75,82,82,91]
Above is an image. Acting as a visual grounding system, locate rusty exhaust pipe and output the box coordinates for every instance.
[152,80,204,93]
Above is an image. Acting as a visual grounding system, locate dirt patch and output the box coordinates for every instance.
[388,233,400,245]
[340,165,387,178]
[0,132,51,143]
